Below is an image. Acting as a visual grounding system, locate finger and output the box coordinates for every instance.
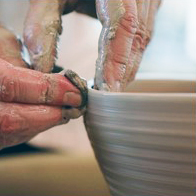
[123,0,151,87]
[63,69,88,109]
[0,25,27,68]
[0,59,86,107]
[125,0,161,87]
[23,0,65,73]
[0,102,83,149]
[147,0,161,36]
[62,107,85,120]
[136,0,151,25]
[95,0,138,91]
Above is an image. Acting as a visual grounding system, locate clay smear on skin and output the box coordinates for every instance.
[38,74,56,104]
[31,19,61,72]
[95,0,125,90]
[24,0,63,73]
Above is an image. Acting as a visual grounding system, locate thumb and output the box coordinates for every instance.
[23,0,65,73]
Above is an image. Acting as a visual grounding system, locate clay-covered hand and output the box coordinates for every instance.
[23,0,96,73]
[95,0,161,91]
[0,26,87,150]
[24,0,160,91]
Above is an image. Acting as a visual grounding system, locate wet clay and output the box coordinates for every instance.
[84,80,196,196]
[24,0,63,73]
[64,69,88,109]
[95,0,125,91]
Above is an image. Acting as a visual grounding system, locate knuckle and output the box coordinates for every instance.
[0,114,14,136]
[120,13,138,34]
[40,74,53,104]
[113,53,128,66]
[135,31,145,49]
[0,113,26,148]
[123,12,138,25]
[0,108,29,147]
[43,18,62,35]
[0,76,14,102]
[134,28,150,52]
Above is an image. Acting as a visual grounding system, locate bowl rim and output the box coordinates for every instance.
[88,79,196,98]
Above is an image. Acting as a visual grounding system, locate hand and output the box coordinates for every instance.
[0,26,87,149]
[95,0,161,91]
[24,0,160,91]
[23,0,96,73]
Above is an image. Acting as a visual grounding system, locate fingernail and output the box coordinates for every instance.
[61,110,70,125]
[61,108,85,125]
[64,70,88,109]
[63,92,82,107]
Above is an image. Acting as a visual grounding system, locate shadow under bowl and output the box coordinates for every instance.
[84,79,196,196]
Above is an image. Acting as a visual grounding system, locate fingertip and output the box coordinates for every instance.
[24,0,63,73]
[62,107,85,121]
[64,70,88,109]
[63,92,82,107]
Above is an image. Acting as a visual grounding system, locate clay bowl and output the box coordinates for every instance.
[84,79,196,196]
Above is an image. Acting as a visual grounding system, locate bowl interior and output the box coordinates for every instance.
[125,79,195,93]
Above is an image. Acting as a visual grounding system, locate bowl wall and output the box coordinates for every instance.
[84,80,196,196]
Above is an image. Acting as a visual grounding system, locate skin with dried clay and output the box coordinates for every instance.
[0,25,87,149]
[95,0,161,91]
[0,0,160,149]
